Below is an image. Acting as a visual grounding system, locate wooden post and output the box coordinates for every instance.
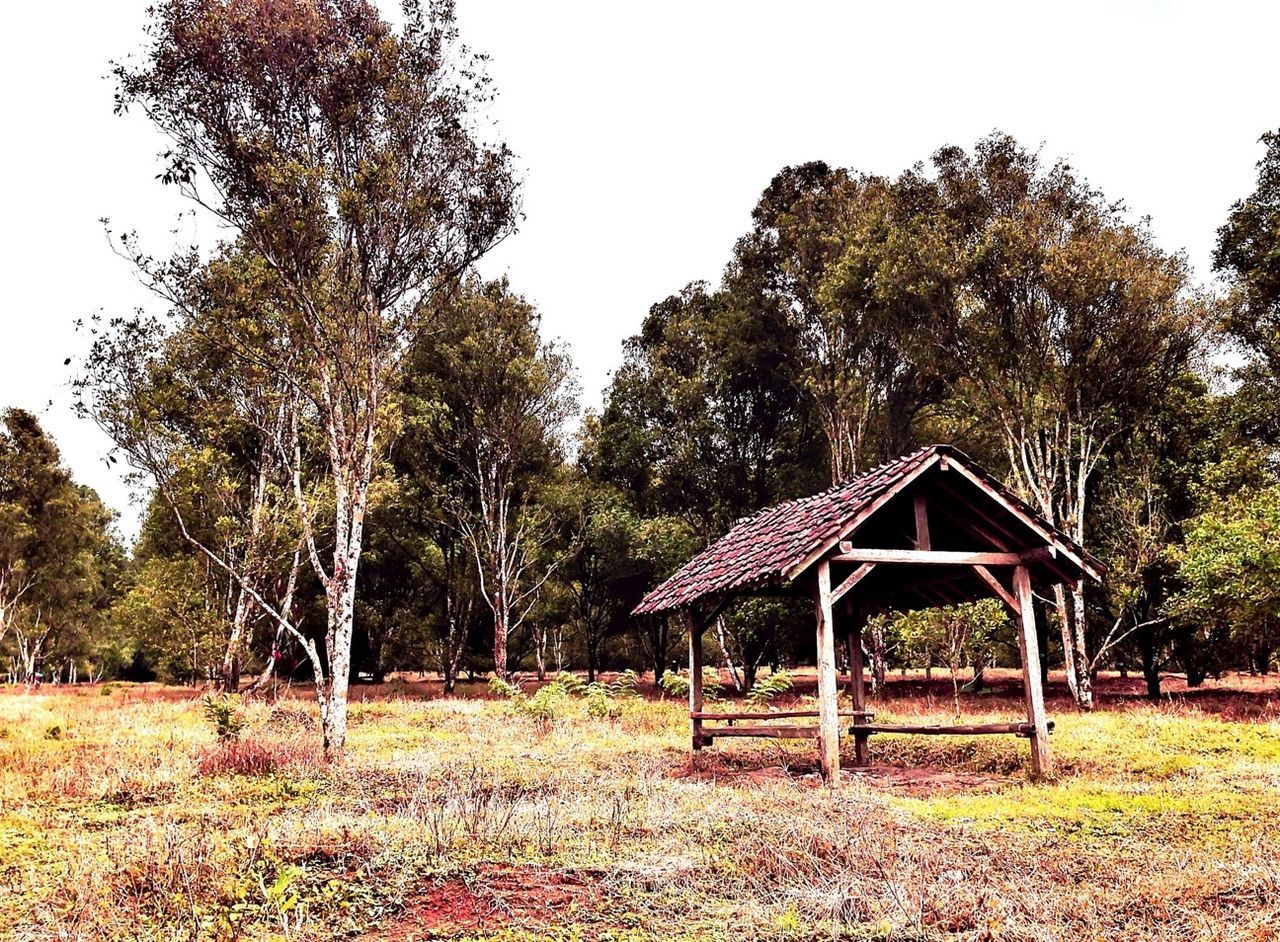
[847,603,870,767]
[813,560,841,785]
[1013,565,1051,779]
[688,608,704,750]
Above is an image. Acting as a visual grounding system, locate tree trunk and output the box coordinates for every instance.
[322,555,357,756]
[1069,584,1093,708]
[534,625,547,681]
[647,614,670,686]
[493,610,509,680]
[221,588,252,693]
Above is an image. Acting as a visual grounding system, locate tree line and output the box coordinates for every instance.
[2,1,1278,754]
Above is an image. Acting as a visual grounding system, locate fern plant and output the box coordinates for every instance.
[746,670,793,707]
[658,668,722,701]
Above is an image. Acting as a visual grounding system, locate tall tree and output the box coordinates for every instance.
[98,0,518,752]
[405,278,576,680]
[735,163,955,482]
[1215,130,1280,378]
[0,411,119,684]
[934,133,1202,708]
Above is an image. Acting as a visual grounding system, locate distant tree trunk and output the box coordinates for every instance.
[552,626,565,675]
[493,609,510,680]
[585,632,600,684]
[645,613,672,686]
[534,624,548,681]
[867,621,888,698]
[970,657,986,692]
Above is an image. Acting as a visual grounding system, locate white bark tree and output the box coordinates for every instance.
[91,0,518,754]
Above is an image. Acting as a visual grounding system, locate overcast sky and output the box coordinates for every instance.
[1,0,1276,541]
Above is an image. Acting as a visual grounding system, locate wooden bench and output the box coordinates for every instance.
[691,709,875,746]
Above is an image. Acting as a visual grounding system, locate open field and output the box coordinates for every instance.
[3,672,1280,942]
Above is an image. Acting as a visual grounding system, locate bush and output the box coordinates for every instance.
[583,670,641,721]
[585,683,622,720]
[487,676,522,700]
[553,672,585,696]
[202,694,245,742]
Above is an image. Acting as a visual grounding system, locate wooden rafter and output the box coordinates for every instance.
[944,460,1103,580]
[973,564,1020,615]
[930,477,1026,549]
[831,563,876,603]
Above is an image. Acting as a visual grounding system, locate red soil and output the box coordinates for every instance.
[371,864,623,941]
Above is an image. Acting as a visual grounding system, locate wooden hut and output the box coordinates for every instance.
[633,445,1105,784]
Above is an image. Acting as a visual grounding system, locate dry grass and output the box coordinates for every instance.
[2,671,1279,941]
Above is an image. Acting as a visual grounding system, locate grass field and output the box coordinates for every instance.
[2,671,1279,941]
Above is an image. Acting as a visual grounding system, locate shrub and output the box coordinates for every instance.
[202,693,246,742]
[585,683,623,720]
[583,670,641,721]
[520,683,568,731]
[611,669,640,699]
[43,724,64,741]
[384,675,410,697]
[488,675,569,730]
[487,676,522,700]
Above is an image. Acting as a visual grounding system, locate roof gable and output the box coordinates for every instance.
[633,445,1103,616]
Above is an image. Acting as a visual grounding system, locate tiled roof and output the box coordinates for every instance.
[634,446,942,615]
[633,444,1103,616]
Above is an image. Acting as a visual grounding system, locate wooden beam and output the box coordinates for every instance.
[831,563,876,603]
[1013,565,1052,779]
[813,560,841,786]
[691,710,875,721]
[914,493,931,550]
[694,594,734,632]
[929,490,1014,551]
[857,721,1053,737]
[698,725,819,740]
[931,477,1023,549]
[687,609,705,751]
[831,548,1024,566]
[930,480,1085,588]
[973,565,1020,615]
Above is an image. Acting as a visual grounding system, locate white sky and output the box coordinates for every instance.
[1,0,1276,542]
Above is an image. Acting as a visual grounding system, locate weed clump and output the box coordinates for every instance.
[197,738,314,777]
